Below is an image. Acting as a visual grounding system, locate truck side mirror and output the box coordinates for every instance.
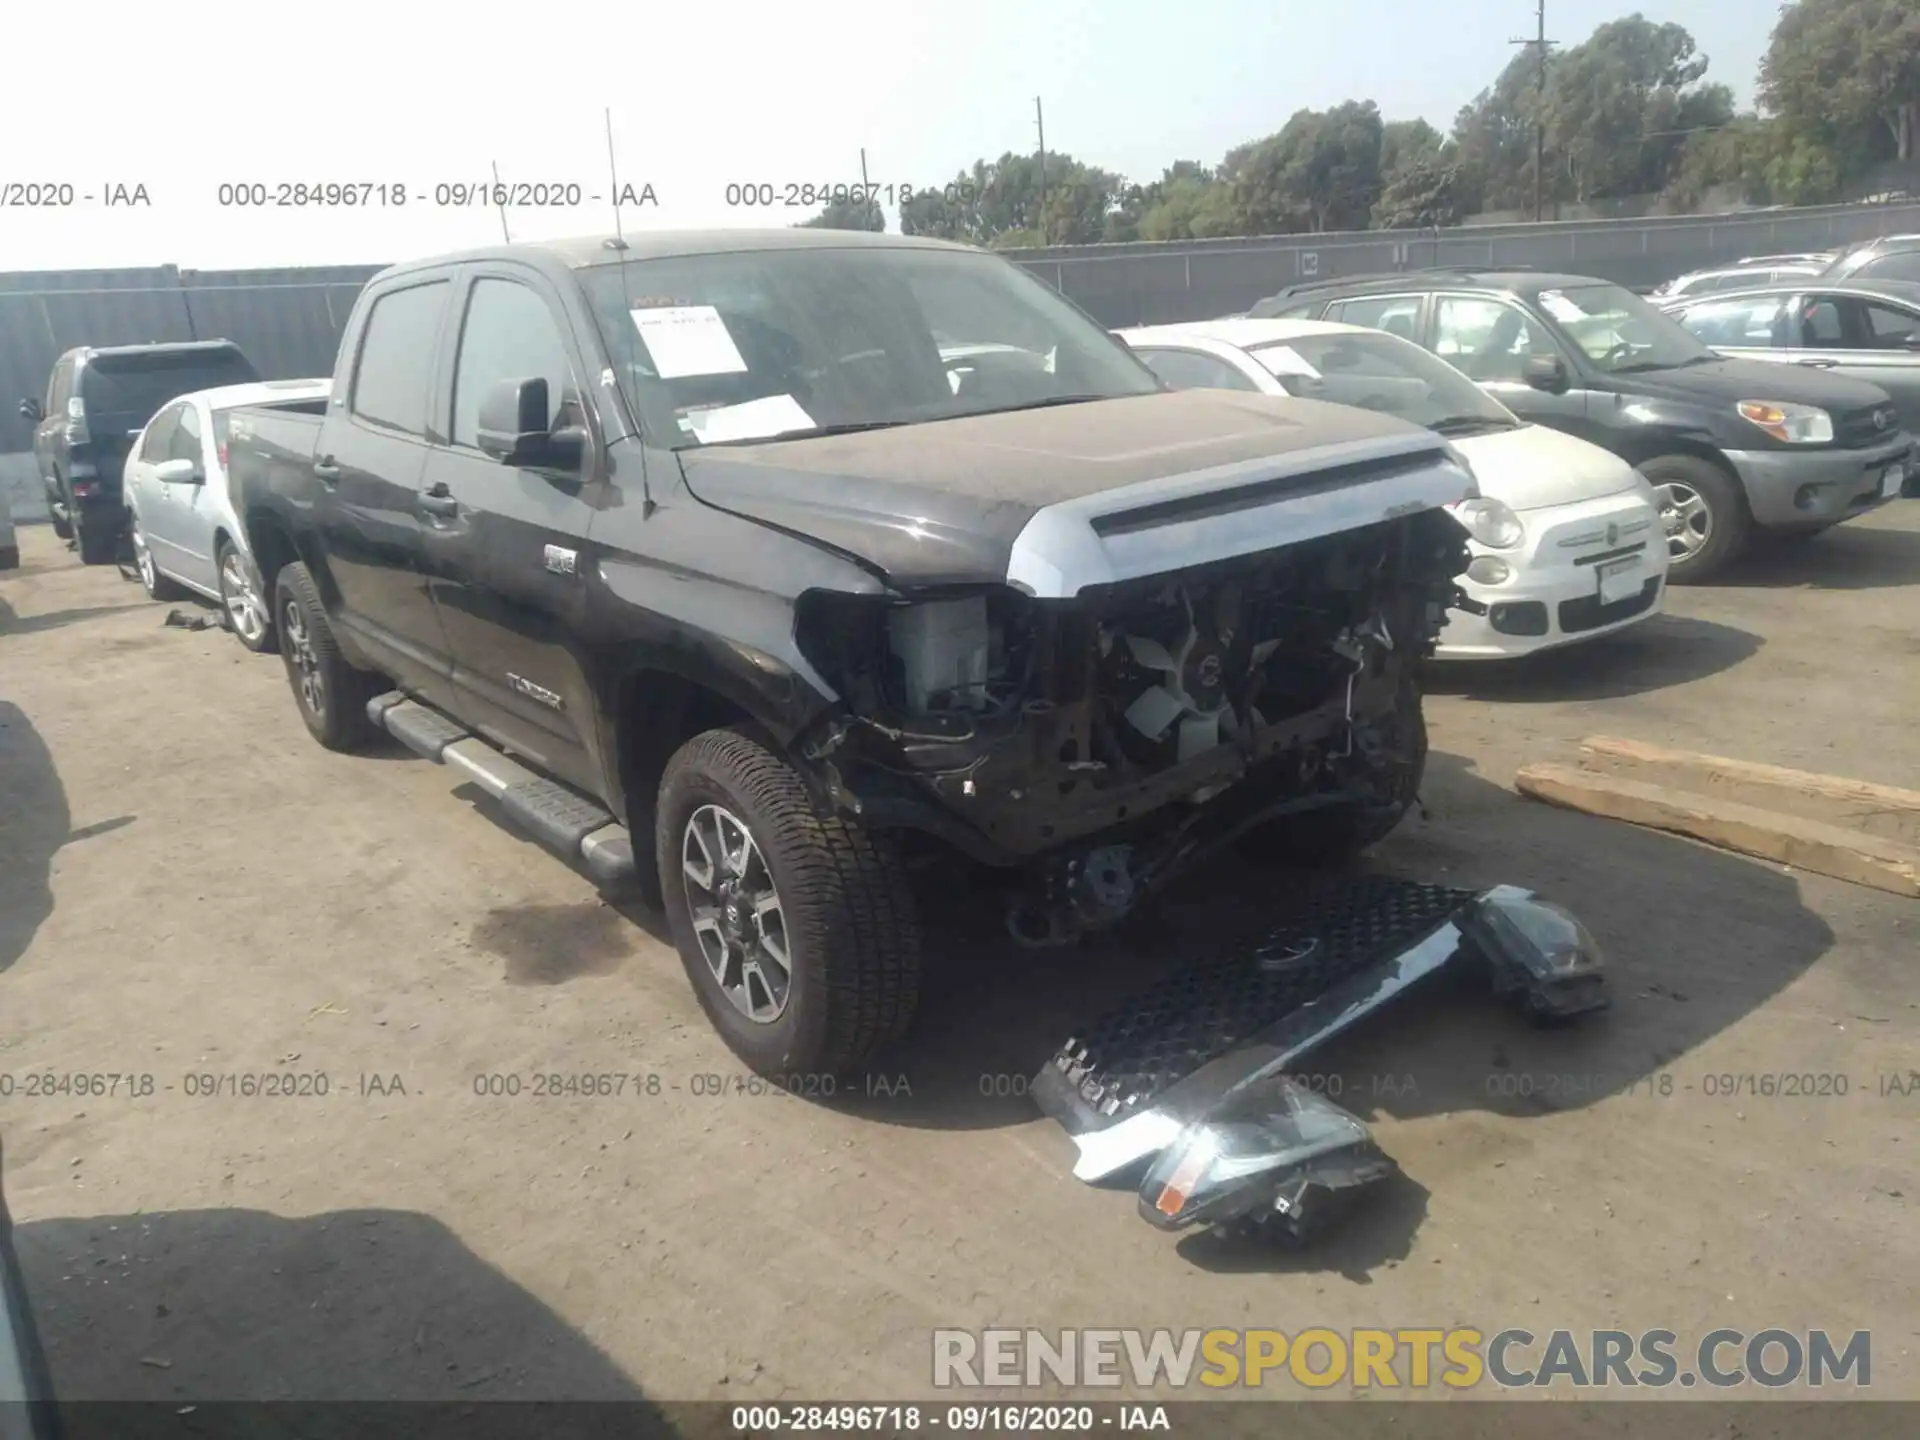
[476,377,581,470]
[18,398,42,422]
[1522,355,1570,394]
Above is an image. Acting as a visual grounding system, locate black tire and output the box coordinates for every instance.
[75,516,120,566]
[129,514,186,601]
[1639,453,1750,584]
[655,727,921,1078]
[216,540,277,653]
[1240,676,1428,866]
[49,508,72,542]
[273,560,381,751]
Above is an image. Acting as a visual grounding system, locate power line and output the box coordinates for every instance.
[1509,0,1558,223]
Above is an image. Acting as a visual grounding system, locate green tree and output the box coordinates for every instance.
[1543,15,1732,203]
[898,151,1121,247]
[1761,0,1920,162]
[1228,100,1386,234]
[798,191,884,231]
[1372,152,1467,228]
[1451,49,1549,213]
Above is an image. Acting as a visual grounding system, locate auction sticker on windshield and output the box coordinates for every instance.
[630,304,749,378]
[684,393,815,444]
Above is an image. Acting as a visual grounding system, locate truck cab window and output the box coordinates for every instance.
[351,280,449,435]
[451,279,583,448]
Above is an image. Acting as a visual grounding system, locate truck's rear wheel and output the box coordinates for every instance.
[273,560,380,751]
[656,727,921,1078]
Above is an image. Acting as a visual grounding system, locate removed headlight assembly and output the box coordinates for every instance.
[1031,877,1609,1245]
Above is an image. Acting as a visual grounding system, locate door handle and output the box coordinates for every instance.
[312,456,342,481]
[419,484,459,518]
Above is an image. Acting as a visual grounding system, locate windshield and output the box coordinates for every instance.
[1533,283,1714,373]
[579,246,1162,447]
[1247,331,1517,431]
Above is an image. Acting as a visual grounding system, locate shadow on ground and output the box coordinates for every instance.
[1426,613,1761,703]
[835,747,1834,1147]
[15,1204,657,1413]
[0,703,70,974]
[1706,522,1920,591]
[0,595,153,637]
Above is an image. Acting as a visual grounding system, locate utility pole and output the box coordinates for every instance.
[859,147,873,229]
[490,159,512,243]
[1034,96,1048,245]
[1509,0,1556,223]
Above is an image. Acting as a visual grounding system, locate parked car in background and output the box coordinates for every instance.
[18,341,258,564]
[123,379,332,650]
[1660,280,1920,442]
[231,228,1479,1076]
[1121,318,1666,658]
[1249,269,1912,580]
[1821,234,1920,284]
[1648,256,1831,302]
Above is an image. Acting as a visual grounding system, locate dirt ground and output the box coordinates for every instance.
[2,510,1916,1411]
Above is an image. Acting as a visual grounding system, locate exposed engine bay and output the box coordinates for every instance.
[796,507,1472,942]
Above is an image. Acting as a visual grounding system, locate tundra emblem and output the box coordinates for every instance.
[508,674,564,710]
[544,545,577,576]
[1257,936,1321,971]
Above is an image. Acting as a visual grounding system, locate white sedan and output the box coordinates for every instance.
[1119,318,1668,660]
[123,379,331,651]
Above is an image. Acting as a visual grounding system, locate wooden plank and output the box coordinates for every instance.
[1575,735,1920,848]
[1514,762,1920,900]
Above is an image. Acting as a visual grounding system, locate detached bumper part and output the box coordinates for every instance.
[1137,1076,1396,1242]
[1032,878,1607,1243]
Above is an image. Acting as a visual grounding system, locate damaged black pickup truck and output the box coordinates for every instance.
[232,229,1485,1078]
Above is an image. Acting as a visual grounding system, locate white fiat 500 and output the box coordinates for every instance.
[122,379,331,651]
[1120,318,1668,659]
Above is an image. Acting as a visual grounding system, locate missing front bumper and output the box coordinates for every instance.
[1031,878,1608,1240]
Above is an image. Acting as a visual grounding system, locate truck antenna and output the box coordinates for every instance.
[602,108,649,515]
[491,160,513,243]
[604,108,628,250]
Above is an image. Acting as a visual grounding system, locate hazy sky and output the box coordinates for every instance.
[0,0,1768,272]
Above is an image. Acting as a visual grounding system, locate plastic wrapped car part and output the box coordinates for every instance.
[1461,884,1609,1020]
[1136,1075,1396,1239]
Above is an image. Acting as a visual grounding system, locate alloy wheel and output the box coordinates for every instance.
[221,551,267,643]
[132,523,157,592]
[283,598,324,716]
[681,803,792,1024]
[1656,481,1711,561]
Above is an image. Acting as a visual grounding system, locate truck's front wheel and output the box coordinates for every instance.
[656,728,922,1078]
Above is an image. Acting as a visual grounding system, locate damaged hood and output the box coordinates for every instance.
[675,390,1449,588]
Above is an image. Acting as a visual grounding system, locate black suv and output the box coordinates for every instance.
[1251,269,1911,580]
[1822,234,1920,285]
[19,341,258,563]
